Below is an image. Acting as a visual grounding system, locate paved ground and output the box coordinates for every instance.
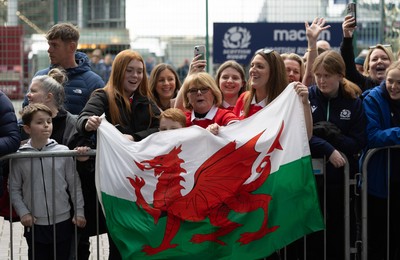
[0,217,110,260]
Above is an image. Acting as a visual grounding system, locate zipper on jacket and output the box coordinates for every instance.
[326,99,330,121]
[40,157,51,225]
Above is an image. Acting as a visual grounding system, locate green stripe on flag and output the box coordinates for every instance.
[101,155,323,259]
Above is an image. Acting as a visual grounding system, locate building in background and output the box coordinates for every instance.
[0,0,398,98]
[0,0,129,98]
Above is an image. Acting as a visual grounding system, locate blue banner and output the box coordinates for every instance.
[213,22,343,64]
[334,0,349,4]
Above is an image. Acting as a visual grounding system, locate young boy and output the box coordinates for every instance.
[159,108,222,135]
[159,108,186,131]
[10,103,86,260]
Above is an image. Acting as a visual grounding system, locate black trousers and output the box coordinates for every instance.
[368,182,400,260]
[284,176,348,260]
[25,219,72,260]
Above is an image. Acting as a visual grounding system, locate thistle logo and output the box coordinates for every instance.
[340,109,351,120]
[223,26,251,48]
[222,26,252,61]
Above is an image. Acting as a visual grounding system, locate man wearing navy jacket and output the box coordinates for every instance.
[23,23,104,115]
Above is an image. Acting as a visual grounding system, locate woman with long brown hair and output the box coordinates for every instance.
[77,49,160,142]
[232,49,312,138]
[148,63,181,111]
[77,49,160,259]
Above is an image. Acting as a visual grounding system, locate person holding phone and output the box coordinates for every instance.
[190,45,207,74]
[361,61,400,260]
[175,59,246,112]
[180,72,239,135]
[341,12,395,91]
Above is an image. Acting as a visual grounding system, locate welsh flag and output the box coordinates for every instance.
[95,83,324,259]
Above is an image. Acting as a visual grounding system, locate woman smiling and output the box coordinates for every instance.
[181,72,238,134]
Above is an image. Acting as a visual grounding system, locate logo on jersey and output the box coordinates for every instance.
[311,105,317,113]
[340,109,351,120]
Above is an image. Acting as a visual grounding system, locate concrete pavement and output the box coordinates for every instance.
[0,217,110,260]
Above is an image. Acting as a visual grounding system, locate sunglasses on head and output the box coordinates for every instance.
[369,44,392,51]
[256,48,274,55]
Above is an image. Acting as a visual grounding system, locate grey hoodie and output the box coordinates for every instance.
[10,139,84,225]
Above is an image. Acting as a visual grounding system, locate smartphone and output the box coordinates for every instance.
[346,3,357,27]
[194,45,206,60]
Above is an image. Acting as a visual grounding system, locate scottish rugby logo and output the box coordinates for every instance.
[223,26,251,49]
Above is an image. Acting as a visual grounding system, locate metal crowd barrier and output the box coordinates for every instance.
[313,154,357,260]
[0,149,102,260]
[279,154,358,260]
[360,145,400,260]
[1,150,365,260]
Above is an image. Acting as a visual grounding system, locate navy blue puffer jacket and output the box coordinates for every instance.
[23,52,104,115]
[0,91,20,157]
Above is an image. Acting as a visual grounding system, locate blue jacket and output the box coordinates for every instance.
[23,52,104,115]
[0,91,20,157]
[309,85,367,182]
[361,83,400,198]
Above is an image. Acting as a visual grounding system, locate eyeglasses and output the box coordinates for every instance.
[256,48,274,55]
[187,87,210,95]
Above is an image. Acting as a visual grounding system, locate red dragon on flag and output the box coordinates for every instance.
[96,85,325,259]
[127,122,284,255]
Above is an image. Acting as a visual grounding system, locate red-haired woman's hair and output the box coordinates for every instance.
[102,49,149,125]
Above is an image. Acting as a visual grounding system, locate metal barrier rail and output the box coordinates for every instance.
[0,150,99,260]
[360,145,400,260]
[285,154,355,260]
[313,154,355,260]
[280,153,357,260]
[1,150,361,259]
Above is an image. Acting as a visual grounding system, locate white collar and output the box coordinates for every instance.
[191,105,218,122]
[222,100,233,109]
[251,95,267,107]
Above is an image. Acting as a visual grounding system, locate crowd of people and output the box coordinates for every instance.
[0,11,400,260]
